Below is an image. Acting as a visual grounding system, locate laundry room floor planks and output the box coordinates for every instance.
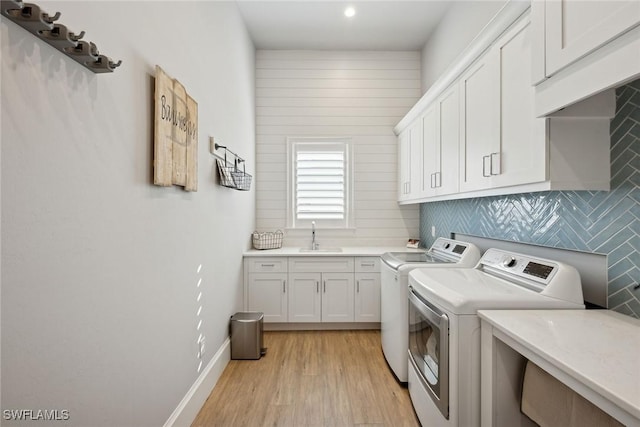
[191,330,420,427]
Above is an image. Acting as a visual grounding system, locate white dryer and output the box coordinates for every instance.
[380,238,480,383]
[407,248,585,427]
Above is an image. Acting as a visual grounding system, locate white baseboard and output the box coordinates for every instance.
[163,337,230,427]
[264,322,380,331]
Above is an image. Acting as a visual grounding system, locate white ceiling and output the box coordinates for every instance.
[236,1,454,50]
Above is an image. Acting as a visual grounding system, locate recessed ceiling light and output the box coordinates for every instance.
[344,6,356,18]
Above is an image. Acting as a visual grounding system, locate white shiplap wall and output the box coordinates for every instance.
[256,50,421,247]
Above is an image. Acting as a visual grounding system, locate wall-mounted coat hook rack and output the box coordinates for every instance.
[1,0,122,73]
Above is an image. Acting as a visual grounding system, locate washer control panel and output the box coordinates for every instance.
[480,248,559,286]
[431,237,469,258]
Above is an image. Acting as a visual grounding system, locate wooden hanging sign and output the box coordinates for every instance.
[154,65,198,191]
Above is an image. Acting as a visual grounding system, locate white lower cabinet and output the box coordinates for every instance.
[354,272,381,322]
[288,273,321,322]
[244,256,380,325]
[288,272,354,322]
[320,273,355,323]
[246,273,288,323]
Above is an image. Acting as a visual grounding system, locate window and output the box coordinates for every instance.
[287,138,353,229]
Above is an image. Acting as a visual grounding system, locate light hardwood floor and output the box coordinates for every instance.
[192,330,420,427]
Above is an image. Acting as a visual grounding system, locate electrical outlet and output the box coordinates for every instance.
[431,226,436,237]
[209,137,215,154]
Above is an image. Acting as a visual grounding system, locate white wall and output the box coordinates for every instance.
[421,0,507,93]
[255,50,420,247]
[1,2,254,426]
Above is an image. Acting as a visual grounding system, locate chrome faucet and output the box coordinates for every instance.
[311,221,319,250]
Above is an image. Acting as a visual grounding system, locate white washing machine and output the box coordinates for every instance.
[407,248,585,427]
[380,238,480,383]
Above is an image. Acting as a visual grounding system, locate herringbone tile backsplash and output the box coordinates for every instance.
[420,79,640,318]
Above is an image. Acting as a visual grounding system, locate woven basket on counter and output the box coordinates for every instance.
[252,230,283,250]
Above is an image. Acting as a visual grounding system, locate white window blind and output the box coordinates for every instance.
[288,139,352,229]
[296,150,345,220]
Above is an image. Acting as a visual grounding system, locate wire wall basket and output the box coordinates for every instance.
[214,143,252,191]
[252,230,283,250]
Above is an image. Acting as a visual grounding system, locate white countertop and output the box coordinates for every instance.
[478,309,640,423]
[243,246,422,257]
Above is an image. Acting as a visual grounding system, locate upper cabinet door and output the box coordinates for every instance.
[436,85,459,196]
[408,120,424,199]
[421,104,439,198]
[493,16,547,189]
[545,0,640,76]
[458,50,500,193]
[397,130,410,201]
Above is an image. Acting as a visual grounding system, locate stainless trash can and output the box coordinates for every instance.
[230,312,265,360]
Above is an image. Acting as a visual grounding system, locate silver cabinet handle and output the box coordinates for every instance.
[283,280,286,293]
[357,280,360,293]
[361,262,375,267]
[435,171,441,188]
[490,152,501,176]
[323,281,326,293]
[261,263,275,267]
[482,155,491,177]
[316,281,319,293]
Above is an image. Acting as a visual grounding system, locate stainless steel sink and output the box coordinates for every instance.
[299,248,343,253]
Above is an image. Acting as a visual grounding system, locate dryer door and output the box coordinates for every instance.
[408,287,450,419]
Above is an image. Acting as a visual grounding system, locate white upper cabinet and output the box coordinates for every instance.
[421,103,439,198]
[542,0,640,78]
[459,48,500,193]
[460,16,546,192]
[491,16,547,189]
[423,85,460,197]
[398,120,423,202]
[532,0,640,116]
[437,86,460,196]
[398,129,410,201]
[396,4,615,204]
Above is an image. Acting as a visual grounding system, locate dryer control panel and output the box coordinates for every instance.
[479,248,584,305]
[480,248,559,287]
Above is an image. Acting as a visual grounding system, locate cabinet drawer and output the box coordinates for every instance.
[289,257,354,273]
[246,257,288,273]
[355,257,380,273]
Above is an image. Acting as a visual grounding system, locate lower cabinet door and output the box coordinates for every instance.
[355,273,381,322]
[322,273,355,322]
[288,273,322,322]
[247,273,288,323]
